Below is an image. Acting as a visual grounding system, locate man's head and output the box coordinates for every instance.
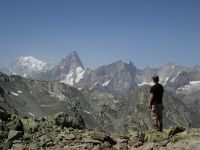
[152,75,159,83]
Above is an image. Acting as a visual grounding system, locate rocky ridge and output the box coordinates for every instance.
[0,110,200,150]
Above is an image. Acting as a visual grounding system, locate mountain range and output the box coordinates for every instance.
[0,51,200,131]
[1,51,200,94]
[0,72,196,132]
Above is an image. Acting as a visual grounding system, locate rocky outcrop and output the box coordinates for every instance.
[1,112,200,150]
[0,112,85,149]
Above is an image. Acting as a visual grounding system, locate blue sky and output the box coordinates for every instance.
[0,0,200,69]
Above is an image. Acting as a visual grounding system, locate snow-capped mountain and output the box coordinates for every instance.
[1,51,200,125]
[34,51,85,86]
[0,56,51,77]
[32,52,138,93]
[17,56,47,70]
[59,51,85,86]
[135,63,195,92]
[76,60,138,93]
[1,51,200,94]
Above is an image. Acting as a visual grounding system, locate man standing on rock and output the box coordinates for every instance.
[148,75,164,132]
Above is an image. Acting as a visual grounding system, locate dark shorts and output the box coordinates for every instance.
[151,104,164,120]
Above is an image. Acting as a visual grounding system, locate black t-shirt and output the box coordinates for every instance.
[150,83,164,105]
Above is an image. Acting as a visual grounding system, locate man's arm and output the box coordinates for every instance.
[148,93,154,109]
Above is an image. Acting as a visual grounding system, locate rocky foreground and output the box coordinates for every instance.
[1,108,200,150]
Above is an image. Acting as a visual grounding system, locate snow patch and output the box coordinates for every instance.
[60,67,85,86]
[59,99,68,102]
[75,67,85,83]
[60,70,74,86]
[171,72,181,82]
[17,91,23,94]
[89,81,99,90]
[83,110,90,114]
[28,112,35,117]
[138,81,154,86]
[11,92,19,96]
[162,77,169,85]
[18,56,47,71]
[41,105,52,107]
[60,66,65,69]
[177,81,200,92]
[190,81,200,85]
[102,80,110,87]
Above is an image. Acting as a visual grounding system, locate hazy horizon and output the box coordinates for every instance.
[0,0,200,69]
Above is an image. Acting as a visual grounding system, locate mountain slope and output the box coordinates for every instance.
[1,72,197,132]
[77,60,138,93]
[0,72,103,129]
[1,52,200,130]
[81,85,196,132]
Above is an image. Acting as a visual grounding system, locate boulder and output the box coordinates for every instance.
[11,144,26,150]
[113,143,128,150]
[39,116,56,128]
[37,134,53,147]
[90,131,110,141]
[57,130,76,141]
[7,130,23,141]
[53,112,85,129]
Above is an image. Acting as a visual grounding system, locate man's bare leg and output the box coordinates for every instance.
[152,117,159,130]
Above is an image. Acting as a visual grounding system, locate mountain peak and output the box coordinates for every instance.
[17,56,46,66]
[68,51,79,57]
[15,56,47,71]
[61,51,84,69]
[109,60,135,66]
[161,63,176,68]
[18,56,36,61]
[0,56,48,77]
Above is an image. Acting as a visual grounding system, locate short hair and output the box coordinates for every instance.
[152,75,159,83]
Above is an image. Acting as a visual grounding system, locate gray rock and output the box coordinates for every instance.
[8,130,23,141]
